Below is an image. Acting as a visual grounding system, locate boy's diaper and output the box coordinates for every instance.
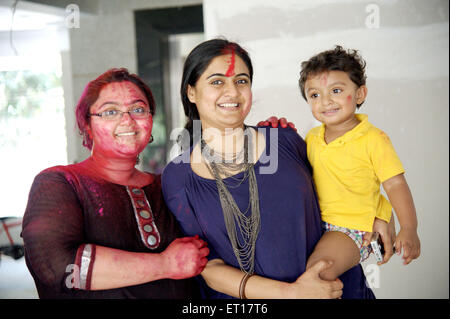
[323,221,372,262]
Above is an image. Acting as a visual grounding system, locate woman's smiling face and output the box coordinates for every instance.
[187,54,252,131]
[88,81,153,160]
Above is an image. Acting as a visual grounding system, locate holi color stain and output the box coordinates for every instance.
[320,74,327,86]
[225,48,236,77]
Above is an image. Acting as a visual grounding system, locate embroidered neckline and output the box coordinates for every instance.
[126,186,161,250]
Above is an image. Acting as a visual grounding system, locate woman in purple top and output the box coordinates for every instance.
[162,39,388,299]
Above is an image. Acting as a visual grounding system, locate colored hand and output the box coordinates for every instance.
[162,235,209,279]
[257,116,297,131]
[395,228,420,265]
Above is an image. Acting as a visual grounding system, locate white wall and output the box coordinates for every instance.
[204,0,449,298]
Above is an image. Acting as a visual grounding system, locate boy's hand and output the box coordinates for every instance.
[363,216,396,265]
[395,228,420,265]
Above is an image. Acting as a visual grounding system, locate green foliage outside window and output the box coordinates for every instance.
[0,71,61,119]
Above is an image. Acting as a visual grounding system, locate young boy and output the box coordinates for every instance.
[299,46,420,281]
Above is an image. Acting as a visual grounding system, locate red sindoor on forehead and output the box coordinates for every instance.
[225,47,236,77]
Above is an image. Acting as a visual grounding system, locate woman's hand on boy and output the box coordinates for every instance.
[286,260,343,299]
[257,116,297,131]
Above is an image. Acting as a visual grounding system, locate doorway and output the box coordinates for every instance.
[134,5,204,173]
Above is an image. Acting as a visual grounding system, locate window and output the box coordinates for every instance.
[0,55,66,218]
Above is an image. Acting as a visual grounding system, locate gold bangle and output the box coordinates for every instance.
[239,272,254,299]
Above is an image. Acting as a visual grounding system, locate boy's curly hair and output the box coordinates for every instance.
[299,45,367,108]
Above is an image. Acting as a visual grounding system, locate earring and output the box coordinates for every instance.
[90,141,95,156]
[149,135,154,144]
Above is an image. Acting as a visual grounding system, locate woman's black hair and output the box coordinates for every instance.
[179,38,253,146]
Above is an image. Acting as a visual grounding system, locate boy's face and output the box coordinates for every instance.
[304,70,367,128]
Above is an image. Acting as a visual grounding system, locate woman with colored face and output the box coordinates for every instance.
[22,68,209,298]
[162,39,376,299]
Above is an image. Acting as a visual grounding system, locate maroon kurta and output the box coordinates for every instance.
[22,164,199,299]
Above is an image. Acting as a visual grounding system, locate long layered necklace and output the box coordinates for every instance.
[201,128,261,275]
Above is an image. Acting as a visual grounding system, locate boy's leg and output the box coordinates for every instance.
[306,231,361,281]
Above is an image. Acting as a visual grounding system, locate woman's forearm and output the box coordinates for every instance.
[90,245,166,290]
[201,259,288,298]
[202,258,343,299]
[89,236,208,290]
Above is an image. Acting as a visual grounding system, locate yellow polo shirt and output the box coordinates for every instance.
[305,114,404,232]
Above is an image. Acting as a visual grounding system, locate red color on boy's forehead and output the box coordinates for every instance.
[320,74,327,86]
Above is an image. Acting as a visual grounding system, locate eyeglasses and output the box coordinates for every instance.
[89,107,152,121]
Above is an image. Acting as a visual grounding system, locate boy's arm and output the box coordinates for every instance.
[382,173,421,264]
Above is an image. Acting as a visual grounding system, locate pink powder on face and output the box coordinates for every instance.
[320,74,327,86]
[347,94,352,102]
